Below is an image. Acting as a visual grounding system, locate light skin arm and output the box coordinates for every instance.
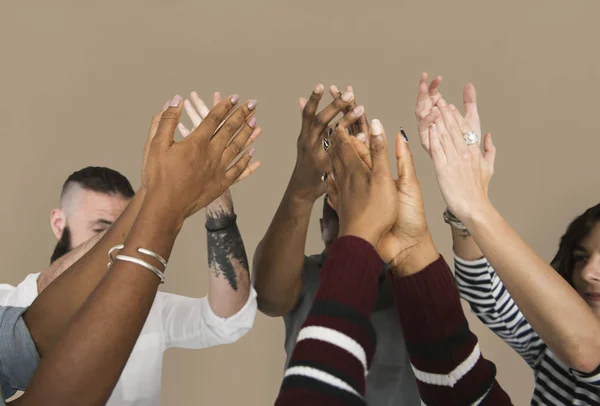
[179,91,260,317]
[428,94,600,373]
[252,85,364,317]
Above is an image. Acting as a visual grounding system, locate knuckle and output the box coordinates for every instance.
[161,111,179,121]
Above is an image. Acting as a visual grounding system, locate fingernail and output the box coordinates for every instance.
[248,117,257,128]
[247,99,258,110]
[314,84,324,95]
[341,91,354,102]
[357,132,367,142]
[327,127,333,138]
[353,105,364,116]
[334,123,339,130]
[400,127,408,142]
[231,94,239,104]
[321,172,328,182]
[371,119,383,136]
[249,148,256,157]
[330,85,340,94]
[348,85,354,92]
[169,95,182,107]
[449,104,456,110]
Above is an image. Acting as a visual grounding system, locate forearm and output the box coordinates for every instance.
[450,226,483,261]
[23,189,145,356]
[36,231,105,293]
[275,236,379,406]
[465,203,600,372]
[18,199,182,406]
[253,181,315,316]
[206,203,250,318]
[389,251,513,405]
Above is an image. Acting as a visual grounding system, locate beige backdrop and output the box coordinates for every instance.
[1,0,599,404]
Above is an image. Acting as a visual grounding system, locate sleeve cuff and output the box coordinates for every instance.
[316,236,383,318]
[388,255,467,343]
[204,286,258,328]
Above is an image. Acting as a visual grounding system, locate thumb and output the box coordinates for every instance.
[395,130,417,183]
[369,119,391,177]
[154,95,183,147]
[483,132,496,164]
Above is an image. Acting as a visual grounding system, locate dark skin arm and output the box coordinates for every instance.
[252,85,363,317]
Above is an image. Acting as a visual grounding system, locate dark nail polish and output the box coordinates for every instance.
[327,127,333,138]
[400,127,408,142]
[334,123,339,130]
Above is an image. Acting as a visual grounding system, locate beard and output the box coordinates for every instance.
[50,225,72,264]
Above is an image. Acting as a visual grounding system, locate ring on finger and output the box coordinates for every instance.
[464,131,479,145]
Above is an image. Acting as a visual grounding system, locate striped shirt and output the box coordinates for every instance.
[455,255,600,405]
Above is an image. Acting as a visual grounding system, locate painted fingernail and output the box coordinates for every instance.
[321,172,328,182]
[353,105,364,116]
[231,94,240,104]
[330,84,340,94]
[327,127,333,138]
[341,91,354,102]
[314,84,324,94]
[449,104,456,110]
[400,127,408,142]
[249,147,256,157]
[348,85,354,93]
[247,99,258,110]
[371,119,383,136]
[248,117,257,128]
[169,95,182,107]
[357,132,367,142]
[334,123,339,130]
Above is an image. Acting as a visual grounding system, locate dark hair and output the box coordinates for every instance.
[551,203,600,284]
[62,166,134,199]
[323,195,339,224]
[50,225,71,264]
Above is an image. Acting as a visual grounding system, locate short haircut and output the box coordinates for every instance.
[60,166,134,205]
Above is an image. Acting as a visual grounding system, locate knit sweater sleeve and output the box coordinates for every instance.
[389,256,514,406]
[274,236,381,406]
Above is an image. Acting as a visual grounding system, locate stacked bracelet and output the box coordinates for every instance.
[107,245,167,284]
[443,209,469,233]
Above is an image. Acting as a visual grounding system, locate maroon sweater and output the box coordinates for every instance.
[274,236,513,406]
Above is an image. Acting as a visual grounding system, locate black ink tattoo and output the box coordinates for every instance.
[206,210,249,291]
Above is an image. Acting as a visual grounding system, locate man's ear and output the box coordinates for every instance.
[50,209,66,240]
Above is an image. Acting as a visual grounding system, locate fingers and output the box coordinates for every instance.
[449,104,480,151]
[349,134,372,169]
[428,75,443,103]
[483,132,496,165]
[415,72,430,119]
[311,89,355,140]
[436,98,467,154]
[299,97,308,111]
[183,99,202,129]
[369,119,392,178]
[333,105,364,131]
[221,116,260,167]
[210,98,257,151]
[241,126,262,150]
[463,83,480,134]
[429,123,447,166]
[190,91,211,120]
[213,92,221,108]
[225,148,256,184]
[178,123,191,137]
[154,95,183,147]
[187,94,240,145]
[300,84,325,134]
[418,107,442,152]
[327,126,362,177]
[234,160,261,184]
[148,100,170,143]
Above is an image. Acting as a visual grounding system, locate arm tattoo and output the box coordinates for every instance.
[206,212,249,291]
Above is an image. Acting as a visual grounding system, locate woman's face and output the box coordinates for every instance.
[572,221,600,317]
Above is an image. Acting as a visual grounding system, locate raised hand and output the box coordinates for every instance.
[144,94,260,219]
[324,119,397,248]
[428,97,496,222]
[326,127,432,266]
[292,84,364,202]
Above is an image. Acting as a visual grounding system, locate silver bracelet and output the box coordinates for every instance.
[115,254,166,284]
[107,245,167,283]
[443,209,468,231]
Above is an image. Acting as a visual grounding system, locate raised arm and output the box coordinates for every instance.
[252,85,362,317]
[14,93,260,405]
[425,91,600,373]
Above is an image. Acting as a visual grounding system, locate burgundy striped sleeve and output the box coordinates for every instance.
[275,236,382,406]
[389,255,514,406]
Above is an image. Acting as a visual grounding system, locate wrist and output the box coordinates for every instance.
[288,169,322,203]
[390,234,439,278]
[141,194,185,236]
[461,200,496,231]
[338,228,380,251]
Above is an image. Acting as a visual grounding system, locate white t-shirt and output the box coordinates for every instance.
[0,273,257,406]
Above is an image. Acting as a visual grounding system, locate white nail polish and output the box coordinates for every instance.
[371,119,383,135]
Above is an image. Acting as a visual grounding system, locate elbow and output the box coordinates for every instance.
[256,296,291,318]
[571,356,600,374]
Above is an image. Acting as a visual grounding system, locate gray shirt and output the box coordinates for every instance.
[284,253,421,406]
[0,306,39,404]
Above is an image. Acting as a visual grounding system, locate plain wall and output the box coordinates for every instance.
[2,0,599,404]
